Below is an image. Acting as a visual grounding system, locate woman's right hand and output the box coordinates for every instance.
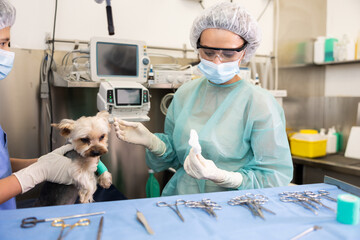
[114,119,166,156]
[114,119,153,147]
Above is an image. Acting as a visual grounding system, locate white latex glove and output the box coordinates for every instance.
[184,148,243,189]
[114,118,166,156]
[13,144,75,193]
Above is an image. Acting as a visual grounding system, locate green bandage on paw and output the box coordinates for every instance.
[97,160,108,176]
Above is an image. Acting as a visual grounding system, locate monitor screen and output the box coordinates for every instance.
[115,88,142,106]
[96,42,138,77]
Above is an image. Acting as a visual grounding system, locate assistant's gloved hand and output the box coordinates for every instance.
[114,119,166,156]
[13,144,75,193]
[184,148,243,189]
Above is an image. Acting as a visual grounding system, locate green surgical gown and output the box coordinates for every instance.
[146,77,293,196]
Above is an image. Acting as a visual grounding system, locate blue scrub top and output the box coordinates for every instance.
[0,125,16,210]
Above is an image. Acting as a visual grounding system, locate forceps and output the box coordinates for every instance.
[303,191,336,212]
[52,218,90,240]
[228,193,275,220]
[279,192,319,215]
[318,190,337,202]
[185,199,222,219]
[156,199,186,222]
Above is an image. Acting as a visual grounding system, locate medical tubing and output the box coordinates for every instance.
[160,93,174,115]
[48,0,58,151]
[71,55,90,63]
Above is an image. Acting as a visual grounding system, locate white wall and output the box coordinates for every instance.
[10,0,273,56]
[325,0,360,97]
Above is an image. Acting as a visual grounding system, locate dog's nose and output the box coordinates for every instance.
[90,150,101,157]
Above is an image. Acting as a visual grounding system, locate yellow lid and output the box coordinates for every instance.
[300,129,318,134]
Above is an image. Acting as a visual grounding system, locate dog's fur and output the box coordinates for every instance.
[36,111,112,206]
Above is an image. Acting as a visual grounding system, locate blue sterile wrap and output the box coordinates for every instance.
[97,160,108,176]
[336,194,360,225]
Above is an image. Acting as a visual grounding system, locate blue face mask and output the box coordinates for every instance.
[198,58,240,84]
[0,48,15,80]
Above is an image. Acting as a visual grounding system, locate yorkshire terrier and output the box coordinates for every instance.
[36,111,112,206]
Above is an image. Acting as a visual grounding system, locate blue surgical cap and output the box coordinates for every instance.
[0,0,16,30]
[190,2,261,63]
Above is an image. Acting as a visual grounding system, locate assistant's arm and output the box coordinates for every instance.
[0,145,76,205]
[0,175,22,204]
[10,158,37,172]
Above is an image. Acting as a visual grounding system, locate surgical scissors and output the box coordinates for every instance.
[21,211,104,228]
[156,199,186,222]
[52,218,90,240]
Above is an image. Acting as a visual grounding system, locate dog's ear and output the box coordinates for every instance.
[96,110,109,120]
[51,119,75,137]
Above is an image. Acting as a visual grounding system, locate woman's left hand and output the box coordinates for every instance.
[184,148,243,189]
[184,148,225,182]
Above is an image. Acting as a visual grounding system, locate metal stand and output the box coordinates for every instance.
[324,175,360,197]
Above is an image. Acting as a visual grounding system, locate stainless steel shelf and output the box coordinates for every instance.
[280,59,360,68]
[52,71,100,88]
[314,59,360,65]
[147,83,182,89]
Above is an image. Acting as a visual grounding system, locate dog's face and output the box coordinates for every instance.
[52,111,110,158]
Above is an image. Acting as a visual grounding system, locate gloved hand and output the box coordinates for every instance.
[184,148,243,189]
[13,144,75,193]
[114,119,166,156]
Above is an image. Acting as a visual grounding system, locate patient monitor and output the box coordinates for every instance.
[90,37,150,83]
[91,37,151,121]
[97,81,150,121]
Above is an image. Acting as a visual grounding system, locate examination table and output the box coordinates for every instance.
[0,183,359,239]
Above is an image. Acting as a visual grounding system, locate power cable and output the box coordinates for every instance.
[48,0,58,151]
[257,0,272,21]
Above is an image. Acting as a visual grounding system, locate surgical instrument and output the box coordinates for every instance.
[185,199,222,219]
[21,211,105,228]
[228,193,275,220]
[279,192,319,215]
[303,191,336,212]
[279,190,337,215]
[280,196,319,215]
[318,190,337,202]
[97,216,104,240]
[136,209,154,235]
[290,225,322,240]
[156,199,186,222]
[52,218,90,240]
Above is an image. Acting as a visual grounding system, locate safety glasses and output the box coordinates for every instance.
[197,40,247,62]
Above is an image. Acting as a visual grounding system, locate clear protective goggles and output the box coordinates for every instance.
[197,40,247,63]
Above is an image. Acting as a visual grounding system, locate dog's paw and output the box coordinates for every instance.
[79,190,94,203]
[98,171,112,189]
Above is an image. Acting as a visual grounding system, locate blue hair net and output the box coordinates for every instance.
[190,2,261,63]
[0,0,16,30]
